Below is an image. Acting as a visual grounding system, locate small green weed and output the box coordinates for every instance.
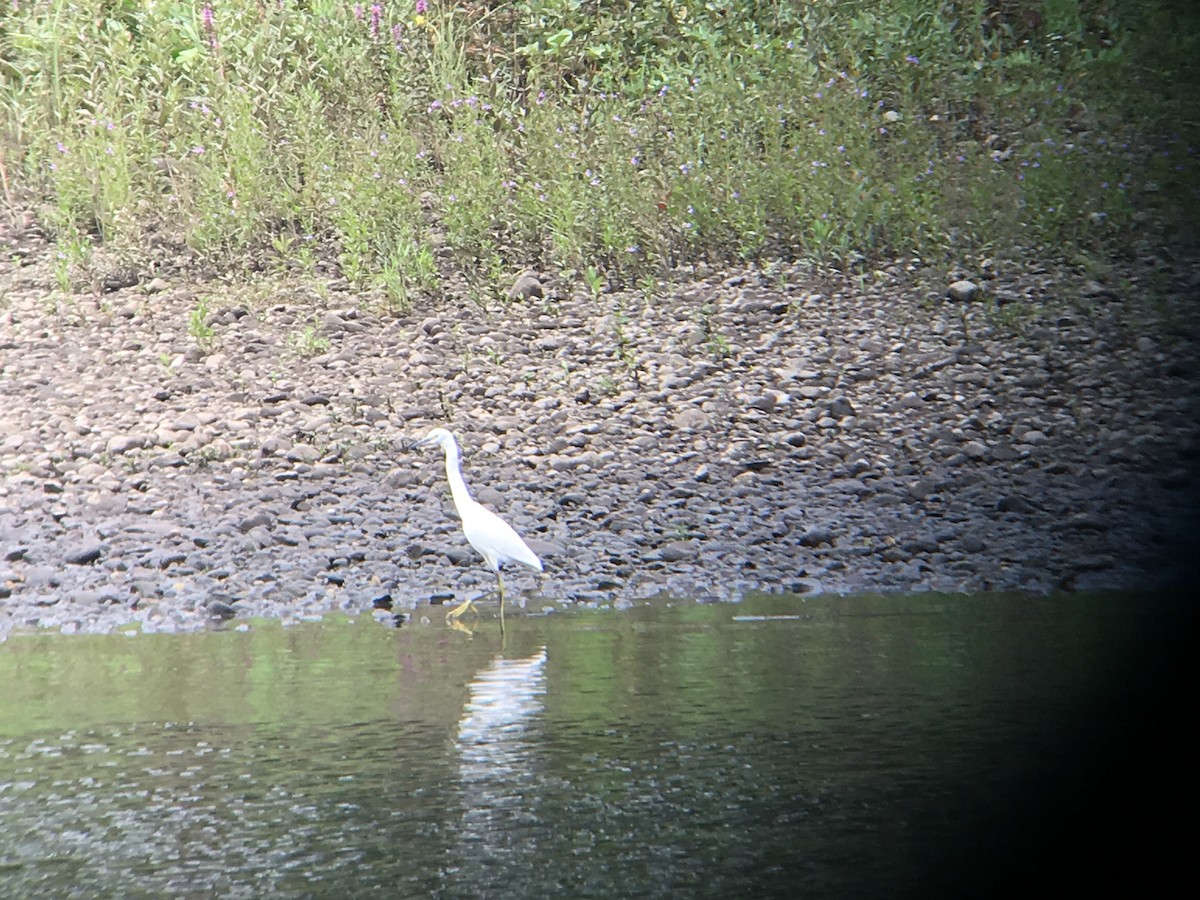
[584,265,605,301]
[595,374,619,397]
[188,297,216,352]
[289,321,330,357]
[986,299,1032,331]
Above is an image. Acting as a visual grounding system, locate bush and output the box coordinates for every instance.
[1,0,1196,298]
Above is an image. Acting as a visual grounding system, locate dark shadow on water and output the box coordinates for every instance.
[928,589,1194,899]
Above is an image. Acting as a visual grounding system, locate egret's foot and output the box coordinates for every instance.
[445,597,477,621]
[446,618,476,639]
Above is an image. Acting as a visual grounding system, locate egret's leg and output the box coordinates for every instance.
[497,570,506,634]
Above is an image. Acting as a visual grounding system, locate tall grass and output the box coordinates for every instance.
[1,0,1196,303]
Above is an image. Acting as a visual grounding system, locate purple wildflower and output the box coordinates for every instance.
[905,54,919,65]
[202,3,217,49]
[416,0,427,13]
[370,4,381,38]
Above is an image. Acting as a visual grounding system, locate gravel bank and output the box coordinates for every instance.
[2,228,1198,637]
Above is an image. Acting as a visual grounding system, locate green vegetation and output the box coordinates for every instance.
[289,318,331,356]
[187,293,216,349]
[1,0,1197,300]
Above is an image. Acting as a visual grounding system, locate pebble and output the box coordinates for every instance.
[508,272,545,301]
[106,434,147,455]
[799,528,835,548]
[658,541,697,562]
[238,513,273,533]
[64,542,105,565]
[961,441,988,460]
[947,280,979,302]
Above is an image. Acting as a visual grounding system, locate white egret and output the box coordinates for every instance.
[414,427,543,622]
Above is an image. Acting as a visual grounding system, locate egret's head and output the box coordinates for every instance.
[414,427,456,451]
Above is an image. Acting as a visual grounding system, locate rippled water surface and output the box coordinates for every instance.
[0,592,1183,897]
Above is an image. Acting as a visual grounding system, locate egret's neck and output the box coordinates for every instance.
[443,442,473,511]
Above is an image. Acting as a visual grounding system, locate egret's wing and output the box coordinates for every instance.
[461,500,543,571]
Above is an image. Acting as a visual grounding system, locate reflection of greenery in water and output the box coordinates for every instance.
[0,594,1177,896]
[0,618,477,735]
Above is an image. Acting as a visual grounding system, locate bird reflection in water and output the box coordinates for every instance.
[453,647,549,864]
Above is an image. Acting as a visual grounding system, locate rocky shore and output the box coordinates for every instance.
[2,228,1198,638]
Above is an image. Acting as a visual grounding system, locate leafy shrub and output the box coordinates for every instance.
[1,0,1195,298]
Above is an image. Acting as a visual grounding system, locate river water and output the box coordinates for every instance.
[0,592,1186,897]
